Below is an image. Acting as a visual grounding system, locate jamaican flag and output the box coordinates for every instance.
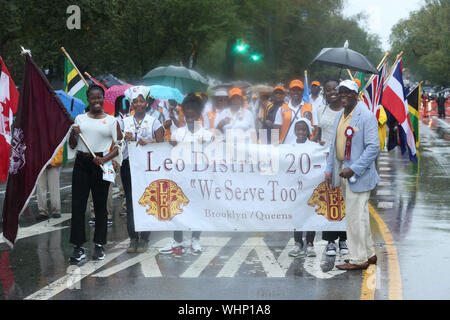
[62,56,87,166]
[407,84,420,149]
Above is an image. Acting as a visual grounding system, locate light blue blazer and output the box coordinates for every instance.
[325,101,380,192]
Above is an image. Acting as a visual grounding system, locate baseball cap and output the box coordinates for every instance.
[289,80,304,90]
[337,80,359,94]
[228,87,243,98]
[311,81,321,87]
[214,89,228,97]
[273,85,286,93]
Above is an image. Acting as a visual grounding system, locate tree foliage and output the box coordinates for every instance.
[1,0,384,86]
[390,0,450,86]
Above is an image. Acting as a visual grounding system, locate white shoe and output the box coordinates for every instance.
[306,244,316,257]
[339,241,349,255]
[326,242,337,256]
[159,239,184,254]
[191,238,202,254]
[288,242,304,257]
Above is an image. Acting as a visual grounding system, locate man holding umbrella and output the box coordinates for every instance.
[325,80,380,270]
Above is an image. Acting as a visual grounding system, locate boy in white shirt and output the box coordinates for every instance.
[159,94,213,255]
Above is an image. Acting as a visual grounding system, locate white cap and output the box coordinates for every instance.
[295,118,313,135]
[337,80,359,94]
[214,89,228,97]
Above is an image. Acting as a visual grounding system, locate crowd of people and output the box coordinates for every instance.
[37,76,380,271]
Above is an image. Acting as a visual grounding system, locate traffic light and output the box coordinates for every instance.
[250,53,262,62]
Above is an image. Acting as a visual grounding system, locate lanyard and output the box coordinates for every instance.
[133,116,145,140]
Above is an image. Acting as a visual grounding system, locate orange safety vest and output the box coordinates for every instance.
[279,102,314,143]
[207,110,217,129]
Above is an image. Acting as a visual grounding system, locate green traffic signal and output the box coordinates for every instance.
[250,54,262,61]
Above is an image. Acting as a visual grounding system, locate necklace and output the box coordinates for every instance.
[133,115,145,140]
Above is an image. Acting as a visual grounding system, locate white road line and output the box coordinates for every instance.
[379,167,391,171]
[25,239,129,300]
[180,237,231,278]
[92,238,170,278]
[303,241,347,279]
[376,190,392,196]
[276,238,295,272]
[217,237,285,278]
[378,202,394,209]
[0,214,71,244]
[140,252,163,278]
[378,161,389,166]
[379,174,391,178]
[377,181,390,186]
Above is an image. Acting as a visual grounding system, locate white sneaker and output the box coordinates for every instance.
[159,239,185,254]
[288,242,304,257]
[306,244,316,257]
[326,242,337,256]
[339,241,349,255]
[191,238,202,254]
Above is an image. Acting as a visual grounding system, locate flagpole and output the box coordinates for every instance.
[383,51,403,88]
[359,52,389,98]
[60,47,89,88]
[84,72,107,90]
[60,47,107,173]
[346,69,354,80]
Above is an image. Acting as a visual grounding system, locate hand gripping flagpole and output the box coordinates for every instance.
[61,47,107,173]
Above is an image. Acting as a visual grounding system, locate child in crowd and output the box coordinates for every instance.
[288,118,317,257]
[159,93,214,255]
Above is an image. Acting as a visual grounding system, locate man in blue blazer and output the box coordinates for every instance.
[325,80,380,270]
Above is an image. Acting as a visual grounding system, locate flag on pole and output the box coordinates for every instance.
[1,53,73,247]
[302,71,310,103]
[381,59,417,162]
[0,57,20,183]
[64,56,88,105]
[355,72,366,91]
[407,83,421,149]
[363,62,387,117]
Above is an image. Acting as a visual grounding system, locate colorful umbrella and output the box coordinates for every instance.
[148,85,185,104]
[142,65,208,94]
[105,84,132,105]
[55,90,85,119]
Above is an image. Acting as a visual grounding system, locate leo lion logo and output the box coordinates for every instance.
[138,179,189,221]
[307,182,345,221]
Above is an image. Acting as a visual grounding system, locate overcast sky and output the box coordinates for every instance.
[342,0,424,51]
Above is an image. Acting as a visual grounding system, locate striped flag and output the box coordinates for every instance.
[363,62,387,117]
[381,59,417,162]
[64,57,87,105]
[407,83,421,149]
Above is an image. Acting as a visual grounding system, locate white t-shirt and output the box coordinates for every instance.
[215,107,255,132]
[71,113,119,154]
[274,101,305,144]
[317,104,341,147]
[171,125,214,144]
[122,114,162,159]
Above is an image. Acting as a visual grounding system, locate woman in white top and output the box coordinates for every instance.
[122,86,164,253]
[215,87,255,138]
[68,85,123,263]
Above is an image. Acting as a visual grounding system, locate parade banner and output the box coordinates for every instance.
[128,140,346,232]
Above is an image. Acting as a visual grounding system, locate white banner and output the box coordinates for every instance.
[128,141,346,232]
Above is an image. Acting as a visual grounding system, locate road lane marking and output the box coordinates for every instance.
[367,203,403,300]
[92,238,170,278]
[303,241,347,279]
[379,174,391,178]
[377,202,394,209]
[377,181,390,186]
[25,239,130,300]
[376,190,392,196]
[276,238,295,272]
[0,214,71,244]
[361,264,376,300]
[379,167,391,171]
[180,237,231,278]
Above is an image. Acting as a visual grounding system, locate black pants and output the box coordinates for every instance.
[322,231,347,242]
[294,231,315,245]
[121,159,150,241]
[174,231,201,243]
[70,155,110,246]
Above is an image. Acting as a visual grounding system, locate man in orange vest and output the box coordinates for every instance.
[262,85,287,143]
[273,79,315,144]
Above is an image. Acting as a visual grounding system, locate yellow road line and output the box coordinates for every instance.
[362,203,403,300]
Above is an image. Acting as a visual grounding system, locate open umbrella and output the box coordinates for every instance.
[148,85,185,104]
[248,84,274,93]
[105,84,132,105]
[311,41,378,74]
[55,90,85,118]
[142,65,208,94]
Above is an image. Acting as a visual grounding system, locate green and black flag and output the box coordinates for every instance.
[407,84,420,149]
[64,57,87,105]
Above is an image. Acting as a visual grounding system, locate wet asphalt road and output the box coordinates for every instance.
[0,119,449,300]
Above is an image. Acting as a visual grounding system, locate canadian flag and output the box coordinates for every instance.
[0,57,19,182]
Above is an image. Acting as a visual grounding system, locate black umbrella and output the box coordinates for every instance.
[311,41,378,75]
